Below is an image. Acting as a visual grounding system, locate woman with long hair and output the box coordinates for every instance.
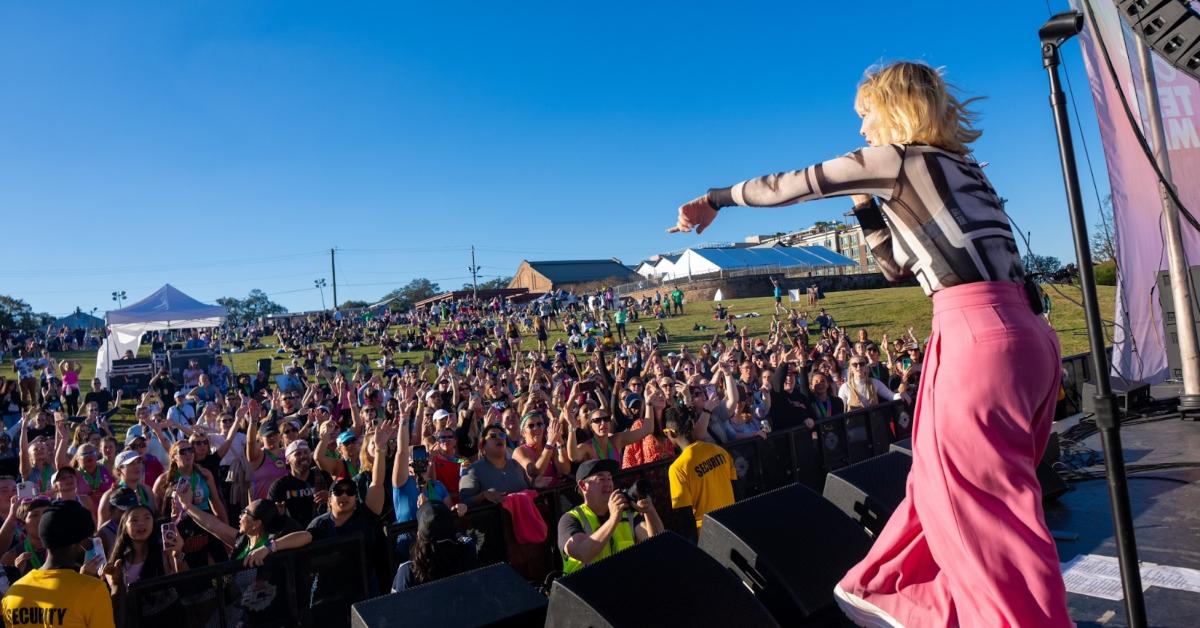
[103,504,188,624]
[669,60,1069,626]
[72,442,114,519]
[391,502,476,592]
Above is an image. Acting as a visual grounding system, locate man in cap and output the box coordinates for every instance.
[268,439,331,527]
[2,500,115,628]
[557,458,662,575]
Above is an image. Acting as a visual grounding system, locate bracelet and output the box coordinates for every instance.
[268,539,278,553]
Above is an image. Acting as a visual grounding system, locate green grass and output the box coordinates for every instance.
[29,284,1114,435]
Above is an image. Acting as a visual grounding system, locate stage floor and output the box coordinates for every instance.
[1047,388,1200,628]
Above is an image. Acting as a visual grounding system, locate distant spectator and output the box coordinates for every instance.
[458,425,529,506]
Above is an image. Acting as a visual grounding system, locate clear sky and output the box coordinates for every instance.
[0,1,1109,317]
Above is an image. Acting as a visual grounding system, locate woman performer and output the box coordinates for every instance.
[668,61,1069,627]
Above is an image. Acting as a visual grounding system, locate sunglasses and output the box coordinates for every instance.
[177,448,195,455]
[590,416,612,424]
[437,435,456,442]
[484,433,506,442]
[525,422,545,429]
[283,428,298,435]
[850,362,867,367]
[191,440,209,447]
[332,487,358,497]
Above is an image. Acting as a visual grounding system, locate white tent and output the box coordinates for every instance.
[95,284,227,384]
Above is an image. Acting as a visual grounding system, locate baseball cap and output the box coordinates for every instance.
[416,502,456,541]
[108,487,140,511]
[114,450,141,468]
[39,500,95,550]
[285,440,310,458]
[259,421,280,436]
[432,409,451,422]
[575,458,619,483]
[174,391,186,399]
[424,389,438,400]
[336,431,357,445]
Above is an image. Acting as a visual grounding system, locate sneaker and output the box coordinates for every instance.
[833,583,904,628]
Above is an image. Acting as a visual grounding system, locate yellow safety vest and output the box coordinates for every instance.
[561,504,636,575]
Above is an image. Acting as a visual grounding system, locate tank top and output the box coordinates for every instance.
[250,449,288,501]
[516,444,560,481]
[590,437,620,462]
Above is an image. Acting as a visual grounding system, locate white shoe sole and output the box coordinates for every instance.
[833,583,905,628]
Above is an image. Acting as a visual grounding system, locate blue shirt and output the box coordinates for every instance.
[392,476,448,523]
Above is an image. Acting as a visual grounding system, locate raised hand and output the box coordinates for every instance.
[667,194,719,235]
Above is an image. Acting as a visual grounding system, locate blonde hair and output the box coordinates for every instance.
[854,61,982,154]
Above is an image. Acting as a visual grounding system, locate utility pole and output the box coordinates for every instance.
[469,245,481,302]
[330,247,339,310]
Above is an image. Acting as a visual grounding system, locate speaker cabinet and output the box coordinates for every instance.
[350,563,546,628]
[546,532,778,628]
[822,452,912,537]
[698,484,873,622]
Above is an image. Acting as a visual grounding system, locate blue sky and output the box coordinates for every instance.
[0,1,1107,317]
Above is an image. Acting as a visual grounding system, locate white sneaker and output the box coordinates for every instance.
[833,583,905,627]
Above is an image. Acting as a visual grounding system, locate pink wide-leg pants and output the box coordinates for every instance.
[838,281,1073,627]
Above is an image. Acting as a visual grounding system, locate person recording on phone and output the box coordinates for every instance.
[557,458,662,575]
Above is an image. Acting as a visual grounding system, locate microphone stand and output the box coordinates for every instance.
[1040,11,1147,627]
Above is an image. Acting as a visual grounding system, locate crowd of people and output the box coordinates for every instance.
[0,291,923,626]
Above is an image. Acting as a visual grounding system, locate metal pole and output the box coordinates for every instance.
[1134,42,1200,411]
[1041,13,1147,626]
[330,248,339,310]
[470,245,479,302]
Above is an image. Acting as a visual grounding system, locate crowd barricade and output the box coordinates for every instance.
[123,534,368,628]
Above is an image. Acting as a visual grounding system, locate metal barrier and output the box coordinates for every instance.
[124,534,368,628]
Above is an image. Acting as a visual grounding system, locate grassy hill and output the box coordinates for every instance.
[36,283,1115,434]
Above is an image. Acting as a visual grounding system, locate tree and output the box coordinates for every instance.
[379,278,442,311]
[0,295,53,330]
[339,299,370,309]
[461,276,512,291]
[1022,253,1063,279]
[1090,194,1116,263]
[217,289,287,325]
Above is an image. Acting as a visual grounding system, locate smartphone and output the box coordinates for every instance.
[16,482,35,500]
[176,476,190,495]
[577,381,597,394]
[84,537,106,568]
[161,522,178,544]
[705,384,717,399]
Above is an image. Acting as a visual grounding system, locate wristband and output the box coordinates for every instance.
[268,539,278,553]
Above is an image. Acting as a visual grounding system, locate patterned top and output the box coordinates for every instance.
[707,144,1025,295]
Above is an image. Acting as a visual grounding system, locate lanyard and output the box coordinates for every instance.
[23,538,43,569]
[237,536,269,560]
[591,438,614,461]
[80,466,104,491]
[814,398,832,418]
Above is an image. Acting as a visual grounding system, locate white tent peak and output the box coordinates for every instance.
[107,284,226,325]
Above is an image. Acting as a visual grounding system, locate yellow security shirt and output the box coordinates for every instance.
[669,441,736,531]
[2,568,115,628]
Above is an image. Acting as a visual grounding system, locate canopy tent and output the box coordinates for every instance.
[95,284,227,384]
[664,246,857,280]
